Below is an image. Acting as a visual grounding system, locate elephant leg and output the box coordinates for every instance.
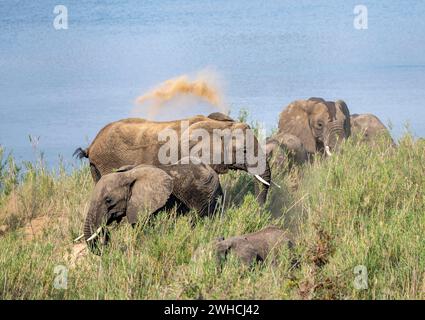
[159,194,190,216]
[194,181,223,217]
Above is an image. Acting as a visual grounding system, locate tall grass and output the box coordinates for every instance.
[0,135,424,299]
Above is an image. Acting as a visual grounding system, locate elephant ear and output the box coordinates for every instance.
[207,112,235,122]
[216,237,261,265]
[278,100,317,154]
[265,133,294,157]
[335,100,351,137]
[265,138,278,158]
[308,97,326,103]
[125,167,173,225]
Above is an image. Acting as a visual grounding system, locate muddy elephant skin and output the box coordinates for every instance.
[350,113,395,146]
[75,113,271,204]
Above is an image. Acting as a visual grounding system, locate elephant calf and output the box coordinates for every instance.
[215,226,293,265]
[265,132,309,169]
[83,158,223,253]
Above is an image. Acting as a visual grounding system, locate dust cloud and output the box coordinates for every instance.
[133,69,228,119]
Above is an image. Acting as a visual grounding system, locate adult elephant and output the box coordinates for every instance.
[350,113,395,146]
[278,98,351,156]
[75,113,271,204]
[83,159,223,253]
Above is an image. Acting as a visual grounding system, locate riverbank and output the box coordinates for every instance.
[0,135,424,299]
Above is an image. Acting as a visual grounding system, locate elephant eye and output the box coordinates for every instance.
[317,122,323,129]
[105,197,113,205]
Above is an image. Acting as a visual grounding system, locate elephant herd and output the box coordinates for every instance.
[265,97,394,167]
[74,97,394,263]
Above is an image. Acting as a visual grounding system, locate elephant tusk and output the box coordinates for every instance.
[73,234,84,243]
[271,181,281,189]
[254,175,271,187]
[325,146,332,157]
[86,227,103,242]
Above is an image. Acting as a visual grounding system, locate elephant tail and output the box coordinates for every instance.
[73,147,89,159]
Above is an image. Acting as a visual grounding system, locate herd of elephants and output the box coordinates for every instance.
[73,97,394,263]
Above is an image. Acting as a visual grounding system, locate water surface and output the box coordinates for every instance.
[1,1,424,167]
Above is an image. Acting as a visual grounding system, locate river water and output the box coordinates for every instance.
[1,1,424,167]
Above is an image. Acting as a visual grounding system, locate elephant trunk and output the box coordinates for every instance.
[83,205,104,254]
[324,120,346,155]
[254,160,271,205]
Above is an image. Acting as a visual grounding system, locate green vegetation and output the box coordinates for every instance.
[0,135,424,299]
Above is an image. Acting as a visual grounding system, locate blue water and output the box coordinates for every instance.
[1,1,425,167]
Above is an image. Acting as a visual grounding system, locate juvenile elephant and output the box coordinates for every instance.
[215,226,292,265]
[265,132,309,169]
[350,113,395,146]
[83,159,222,253]
[75,113,271,204]
[278,98,351,156]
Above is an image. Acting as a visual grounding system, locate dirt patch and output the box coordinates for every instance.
[0,224,8,235]
[22,215,50,240]
[0,191,19,227]
[65,243,89,268]
[0,214,51,240]
[308,227,333,268]
[1,191,19,215]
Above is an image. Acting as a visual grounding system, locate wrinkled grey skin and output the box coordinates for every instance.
[350,114,395,146]
[278,97,351,156]
[265,132,310,169]
[215,226,293,265]
[84,159,222,254]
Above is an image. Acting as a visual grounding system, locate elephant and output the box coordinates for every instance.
[83,158,223,253]
[278,98,351,156]
[265,132,310,169]
[215,226,293,266]
[74,113,271,204]
[350,113,395,146]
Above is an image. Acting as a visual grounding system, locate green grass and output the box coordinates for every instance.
[0,135,424,299]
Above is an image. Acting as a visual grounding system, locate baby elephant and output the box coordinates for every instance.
[83,159,222,253]
[216,226,293,265]
[265,133,309,169]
